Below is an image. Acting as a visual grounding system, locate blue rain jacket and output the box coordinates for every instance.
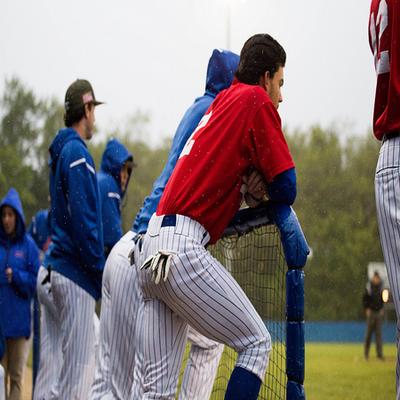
[132,49,240,233]
[44,128,105,300]
[0,188,40,338]
[28,209,50,251]
[97,139,133,254]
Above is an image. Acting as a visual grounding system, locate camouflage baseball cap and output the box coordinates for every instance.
[64,79,104,113]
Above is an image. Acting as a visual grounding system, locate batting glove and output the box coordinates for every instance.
[140,250,176,284]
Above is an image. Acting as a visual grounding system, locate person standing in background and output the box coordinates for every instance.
[363,271,384,360]
[28,208,51,256]
[0,188,40,400]
[97,138,134,257]
[43,79,105,399]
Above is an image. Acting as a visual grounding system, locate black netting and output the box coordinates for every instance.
[178,223,287,399]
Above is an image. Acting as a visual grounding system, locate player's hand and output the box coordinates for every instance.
[5,267,12,283]
[140,250,176,284]
[243,169,268,207]
[366,309,371,318]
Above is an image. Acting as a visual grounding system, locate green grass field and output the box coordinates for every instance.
[305,343,396,400]
[27,342,396,399]
[179,342,397,399]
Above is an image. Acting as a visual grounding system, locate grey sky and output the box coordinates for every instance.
[0,0,375,146]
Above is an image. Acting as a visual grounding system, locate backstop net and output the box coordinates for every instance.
[178,205,305,400]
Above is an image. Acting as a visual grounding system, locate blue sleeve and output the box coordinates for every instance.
[267,167,297,205]
[99,178,122,251]
[133,96,213,234]
[64,145,105,270]
[11,238,40,299]
[28,219,34,237]
[267,203,309,268]
[27,217,36,243]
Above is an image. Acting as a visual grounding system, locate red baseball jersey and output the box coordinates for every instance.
[157,81,295,244]
[369,0,400,140]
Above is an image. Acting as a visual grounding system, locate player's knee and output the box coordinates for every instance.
[237,326,272,380]
[253,327,272,377]
[260,328,272,361]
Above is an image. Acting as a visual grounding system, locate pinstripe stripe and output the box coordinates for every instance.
[138,214,271,398]
[375,136,400,397]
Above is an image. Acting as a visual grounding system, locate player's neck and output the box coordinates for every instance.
[72,121,88,141]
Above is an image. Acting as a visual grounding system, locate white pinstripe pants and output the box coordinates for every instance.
[138,214,271,399]
[0,365,4,400]
[91,231,224,400]
[33,267,62,400]
[49,271,98,400]
[91,231,139,400]
[375,135,400,400]
[34,267,100,400]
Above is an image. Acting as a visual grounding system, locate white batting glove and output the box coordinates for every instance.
[140,250,176,284]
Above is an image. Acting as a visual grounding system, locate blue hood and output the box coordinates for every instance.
[0,188,25,242]
[205,49,240,97]
[100,138,133,186]
[49,128,84,168]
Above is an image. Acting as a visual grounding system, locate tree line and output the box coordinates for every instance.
[0,77,384,321]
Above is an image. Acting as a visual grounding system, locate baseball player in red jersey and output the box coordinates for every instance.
[370,0,400,397]
[137,33,296,400]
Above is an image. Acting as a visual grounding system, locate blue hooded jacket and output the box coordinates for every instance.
[28,209,50,252]
[0,188,40,338]
[97,139,133,254]
[132,49,240,233]
[44,128,105,300]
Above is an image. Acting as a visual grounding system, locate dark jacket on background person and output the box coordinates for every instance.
[97,139,133,255]
[363,280,384,311]
[44,128,105,300]
[0,188,40,338]
[132,49,240,233]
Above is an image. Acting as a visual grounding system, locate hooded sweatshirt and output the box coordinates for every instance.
[132,49,239,234]
[97,138,133,254]
[44,128,105,300]
[28,209,51,252]
[0,188,40,338]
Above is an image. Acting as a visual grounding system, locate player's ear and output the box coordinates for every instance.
[259,71,270,92]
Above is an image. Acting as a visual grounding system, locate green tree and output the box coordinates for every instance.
[287,127,383,320]
[0,78,63,220]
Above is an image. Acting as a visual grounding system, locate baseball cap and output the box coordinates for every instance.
[64,79,104,113]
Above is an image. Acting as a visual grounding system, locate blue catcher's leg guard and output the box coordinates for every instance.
[225,366,262,400]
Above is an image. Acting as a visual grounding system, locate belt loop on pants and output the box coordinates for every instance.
[161,214,177,228]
